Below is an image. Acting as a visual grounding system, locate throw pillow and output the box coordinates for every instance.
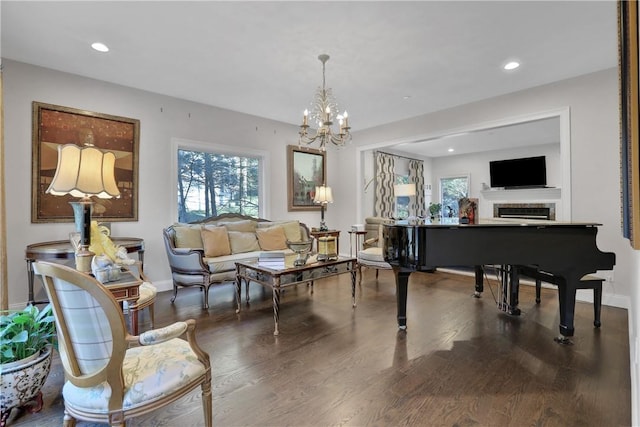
[228,231,261,254]
[219,219,257,233]
[256,226,288,250]
[201,226,231,257]
[174,225,203,248]
[257,220,301,242]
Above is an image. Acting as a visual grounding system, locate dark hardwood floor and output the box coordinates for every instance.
[8,269,630,426]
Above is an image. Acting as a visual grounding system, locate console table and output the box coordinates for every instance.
[25,237,145,305]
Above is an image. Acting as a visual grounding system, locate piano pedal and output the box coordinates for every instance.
[554,335,573,345]
[497,301,521,316]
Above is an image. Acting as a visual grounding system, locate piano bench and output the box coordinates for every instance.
[533,273,603,328]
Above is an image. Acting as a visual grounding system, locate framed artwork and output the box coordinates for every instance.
[619,1,640,248]
[287,145,326,211]
[31,102,140,223]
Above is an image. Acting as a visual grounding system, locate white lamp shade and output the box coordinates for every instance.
[46,144,120,199]
[394,183,416,197]
[313,185,333,204]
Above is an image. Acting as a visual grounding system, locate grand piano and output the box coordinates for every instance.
[383,221,615,343]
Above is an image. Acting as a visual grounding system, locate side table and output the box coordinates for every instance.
[25,237,145,305]
[348,230,367,257]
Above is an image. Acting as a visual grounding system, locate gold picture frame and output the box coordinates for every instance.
[287,145,326,211]
[31,102,140,223]
[619,1,640,248]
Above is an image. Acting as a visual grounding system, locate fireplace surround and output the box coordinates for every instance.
[493,203,556,220]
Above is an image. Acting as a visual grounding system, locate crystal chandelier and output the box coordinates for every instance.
[298,54,351,150]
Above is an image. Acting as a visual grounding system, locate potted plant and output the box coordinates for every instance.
[428,202,442,222]
[1,304,56,423]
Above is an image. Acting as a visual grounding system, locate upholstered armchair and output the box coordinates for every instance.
[33,261,212,427]
[163,226,217,309]
[358,217,393,283]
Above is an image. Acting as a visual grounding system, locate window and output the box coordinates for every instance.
[176,144,264,222]
[395,175,411,219]
[439,175,469,219]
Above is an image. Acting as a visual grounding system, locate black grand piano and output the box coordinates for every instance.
[383,222,615,343]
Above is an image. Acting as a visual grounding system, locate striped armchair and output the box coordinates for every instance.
[33,262,212,427]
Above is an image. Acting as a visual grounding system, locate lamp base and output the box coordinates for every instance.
[75,245,94,273]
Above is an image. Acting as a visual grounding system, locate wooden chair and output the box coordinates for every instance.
[33,261,212,427]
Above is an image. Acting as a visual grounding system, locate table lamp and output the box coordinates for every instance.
[313,184,333,231]
[46,143,120,272]
[393,183,416,219]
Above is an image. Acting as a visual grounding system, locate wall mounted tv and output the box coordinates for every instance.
[489,156,547,189]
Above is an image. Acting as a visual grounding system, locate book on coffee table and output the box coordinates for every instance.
[258,252,285,269]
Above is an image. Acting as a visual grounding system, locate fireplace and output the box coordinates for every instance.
[493,203,555,220]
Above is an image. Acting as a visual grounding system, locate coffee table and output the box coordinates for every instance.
[235,255,357,335]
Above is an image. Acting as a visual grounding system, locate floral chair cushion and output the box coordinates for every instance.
[62,338,206,411]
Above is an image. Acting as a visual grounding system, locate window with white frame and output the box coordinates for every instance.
[439,175,469,219]
[176,144,263,222]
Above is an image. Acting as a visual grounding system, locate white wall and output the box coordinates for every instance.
[350,68,628,303]
[3,58,639,424]
[3,59,328,304]
[432,143,561,217]
[343,67,638,422]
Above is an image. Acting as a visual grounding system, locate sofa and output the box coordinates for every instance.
[163,213,310,309]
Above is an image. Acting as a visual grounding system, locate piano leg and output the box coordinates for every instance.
[554,277,578,344]
[473,266,483,298]
[509,267,521,315]
[394,268,410,330]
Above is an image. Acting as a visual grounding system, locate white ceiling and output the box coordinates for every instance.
[1,1,618,156]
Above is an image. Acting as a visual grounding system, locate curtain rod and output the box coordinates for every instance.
[375,151,422,162]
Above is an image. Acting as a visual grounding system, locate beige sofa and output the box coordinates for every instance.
[163,213,310,308]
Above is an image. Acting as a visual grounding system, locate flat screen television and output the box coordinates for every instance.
[489,156,547,189]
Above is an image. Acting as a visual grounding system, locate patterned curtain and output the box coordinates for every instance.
[409,159,425,217]
[374,152,395,217]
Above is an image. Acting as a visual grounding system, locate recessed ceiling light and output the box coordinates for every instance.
[448,148,454,153]
[91,42,109,53]
[503,61,520,71]
[403,95,412,100]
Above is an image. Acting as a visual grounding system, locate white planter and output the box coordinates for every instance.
[0,347,53,424]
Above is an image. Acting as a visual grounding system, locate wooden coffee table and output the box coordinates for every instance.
[235,255,357,335]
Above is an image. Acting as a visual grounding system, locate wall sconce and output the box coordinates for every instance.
[47,143,120,272]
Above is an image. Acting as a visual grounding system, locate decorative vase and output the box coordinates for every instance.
[0,347,53,426]
[286,240,313,266]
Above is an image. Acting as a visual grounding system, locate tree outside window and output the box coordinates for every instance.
[177,149,260,222]
[395,175,410,219]
[440,175,469,219]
